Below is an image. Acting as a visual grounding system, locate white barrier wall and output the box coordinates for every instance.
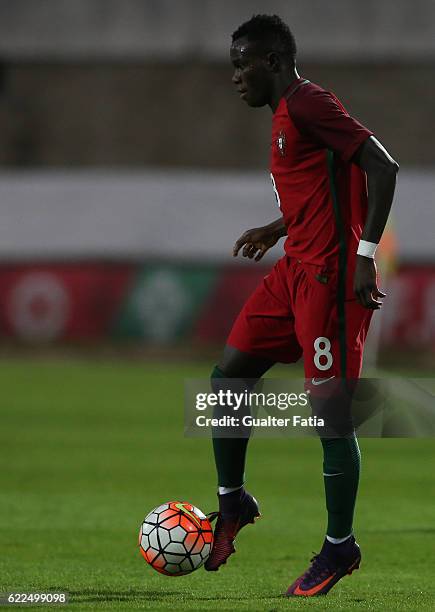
[0,169,433,263]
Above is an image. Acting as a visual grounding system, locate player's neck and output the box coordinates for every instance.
[269,67,300,113]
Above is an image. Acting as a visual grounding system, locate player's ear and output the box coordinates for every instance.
[266,52,281,73]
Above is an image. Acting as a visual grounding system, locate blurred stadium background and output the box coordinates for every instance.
[1,4,434,608]
[0,0,434,367]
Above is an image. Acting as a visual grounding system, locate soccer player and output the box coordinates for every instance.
[204,15,399,597]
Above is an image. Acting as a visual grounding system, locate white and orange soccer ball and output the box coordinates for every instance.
[139,501,213,576]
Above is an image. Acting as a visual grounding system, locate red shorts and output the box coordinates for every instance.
[228,256,372,380]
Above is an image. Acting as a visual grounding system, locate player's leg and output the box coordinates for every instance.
[211,345,275,494]
[211,257,300,501]
[206,257,302,571]
[286,263,371,596]
[286,399,363,595]
[315,300,372,549]
[205,346,274,571]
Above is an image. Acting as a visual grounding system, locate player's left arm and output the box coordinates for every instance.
[351,136,399,309]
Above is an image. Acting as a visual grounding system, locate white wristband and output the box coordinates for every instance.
[357,240,378,259]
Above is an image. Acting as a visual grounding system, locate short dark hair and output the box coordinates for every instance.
[232,14,297,62]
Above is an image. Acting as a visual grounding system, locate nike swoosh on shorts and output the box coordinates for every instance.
[311,376,336,386]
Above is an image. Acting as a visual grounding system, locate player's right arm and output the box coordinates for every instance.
[287,86,398,309]
[233,217,286,261]
[351,136,399,309]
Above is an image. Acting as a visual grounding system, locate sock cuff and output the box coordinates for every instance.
[326,534,352,544]
[218,485,243,495]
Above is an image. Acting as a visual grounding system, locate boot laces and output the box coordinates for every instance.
[207,512,238,557]
[302,553,334,587]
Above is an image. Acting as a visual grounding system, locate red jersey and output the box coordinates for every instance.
[270,78,372,275]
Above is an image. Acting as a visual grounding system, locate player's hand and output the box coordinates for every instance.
[233,226,280,262]
[353,255,386,309]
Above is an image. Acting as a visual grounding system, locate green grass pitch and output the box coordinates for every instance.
[0,359,434,610]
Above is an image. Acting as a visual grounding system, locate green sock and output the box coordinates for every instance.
[211,366,249,487]
[321,435,361,538]
[212,437,248,487]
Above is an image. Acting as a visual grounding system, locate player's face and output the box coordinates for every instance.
[230,38,273,107]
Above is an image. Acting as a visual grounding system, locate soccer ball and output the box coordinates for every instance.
[139,501,213,576]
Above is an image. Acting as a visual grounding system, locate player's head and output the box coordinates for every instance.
[230,14,297,107]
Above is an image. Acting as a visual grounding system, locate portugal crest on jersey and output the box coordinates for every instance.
[277,130,287,157]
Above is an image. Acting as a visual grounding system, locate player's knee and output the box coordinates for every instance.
[210,365,227,393]
[310,385,354,438]
[210,365,249,395]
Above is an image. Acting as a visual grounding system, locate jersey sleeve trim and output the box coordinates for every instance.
[341,131,372,163]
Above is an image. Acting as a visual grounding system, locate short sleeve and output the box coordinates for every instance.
[287,88,373,162]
